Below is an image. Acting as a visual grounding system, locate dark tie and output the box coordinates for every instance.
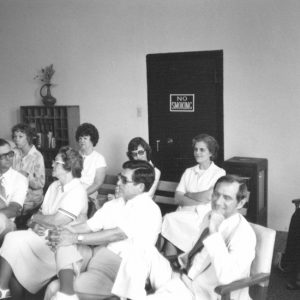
[185,227,210,272]
[0,178,7,203]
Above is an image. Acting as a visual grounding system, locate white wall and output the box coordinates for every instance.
[0,0,299,230]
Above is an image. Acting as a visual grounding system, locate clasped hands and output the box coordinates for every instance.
[30,222,77,251]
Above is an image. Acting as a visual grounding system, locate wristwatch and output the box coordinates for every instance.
[77,234,84,243]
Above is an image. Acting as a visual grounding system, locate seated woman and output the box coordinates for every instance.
[108,137,161,201]
[127,137,161,198]
[75,123,106,211]
[160,134,225,255]
[12,123,45,213]
[0,147,88,299]
[277,208,300,290]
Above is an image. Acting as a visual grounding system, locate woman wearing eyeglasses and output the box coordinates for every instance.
[12,123,45,214]
[0,146,88,299]
[126,137,161,198]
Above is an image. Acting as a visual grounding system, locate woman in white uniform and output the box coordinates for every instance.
[161,134,225,255]
[75,123,106,213]
[0,147,88,299]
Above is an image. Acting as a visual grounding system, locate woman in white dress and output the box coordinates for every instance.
[0,147,88,299]
[126,137,161,198]
[161,134,225,255]
[75,123,106,212]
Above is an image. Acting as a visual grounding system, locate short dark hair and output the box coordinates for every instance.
[192,134,219,161]
[12,123,35,145]
[127,137,152,161]
[122,160,155,192]
[75,123,99,146]
[57,146,83,178]
[214,175,248,203]
[0,139,10,148]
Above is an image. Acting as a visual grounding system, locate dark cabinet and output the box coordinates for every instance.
[20,106,80,168]
[222,157,268,226]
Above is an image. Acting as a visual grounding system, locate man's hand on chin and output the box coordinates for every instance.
[209,211,225,234]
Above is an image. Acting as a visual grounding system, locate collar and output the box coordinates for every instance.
[192,162,214,175]
[125,192,149,205]
[218,213,242,233]
[27,145,37,156]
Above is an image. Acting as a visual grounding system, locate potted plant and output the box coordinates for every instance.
[34,64,56,106]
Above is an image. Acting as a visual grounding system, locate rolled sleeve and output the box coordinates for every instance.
[58,188,87,221]
[87,198,125,232]
[176,170,188,194]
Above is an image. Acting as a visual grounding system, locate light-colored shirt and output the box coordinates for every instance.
[176,162,226,194]
[87,192,162,258]
[42,178,88,221]
[80,150,106,199]
[0,167,28,208]
[13,145,45,207]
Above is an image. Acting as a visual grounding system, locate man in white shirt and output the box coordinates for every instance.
[46,160,162,300]
[0,139,28,241]
[112,175,256,300]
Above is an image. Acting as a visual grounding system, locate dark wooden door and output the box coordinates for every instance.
[147,50,224,181]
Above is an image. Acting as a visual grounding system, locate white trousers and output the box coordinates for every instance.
[112,245,194,300]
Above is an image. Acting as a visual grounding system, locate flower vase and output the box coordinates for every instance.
[40,83,56,106]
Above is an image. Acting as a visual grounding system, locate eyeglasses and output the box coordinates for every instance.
[0,151,14,161]
[131,150,145,158]
[52,160,65,165]
[118,173,134,185]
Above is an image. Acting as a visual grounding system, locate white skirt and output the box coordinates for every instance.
[161,203,211,252]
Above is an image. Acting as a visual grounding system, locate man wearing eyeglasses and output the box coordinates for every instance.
[0,139,28,242]
[112,175,256,300]
[45,160,162,300]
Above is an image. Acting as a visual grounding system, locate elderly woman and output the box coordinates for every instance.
[161,134,225,255]
[127,137,161,198]
[75,123,106,206]
[12,123,45,213]
[0,147,88,299]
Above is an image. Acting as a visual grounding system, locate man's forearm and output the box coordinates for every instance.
[76,227,127,246]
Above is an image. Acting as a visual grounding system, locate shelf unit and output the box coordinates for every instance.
[20,106,80,169]
[222,157,268,226]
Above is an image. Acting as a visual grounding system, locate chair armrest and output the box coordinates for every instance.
[292,198,300,210]
[214,273,270,295]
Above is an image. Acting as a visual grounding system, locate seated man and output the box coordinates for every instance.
[46,160,162,300]
[0,138,28,242]
[112,175,256,300]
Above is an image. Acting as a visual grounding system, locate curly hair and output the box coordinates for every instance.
[12,123,35,145]
[75,123,99,146]
[192,134,219,161]
[57,146,83,178]
[127,137,152,161]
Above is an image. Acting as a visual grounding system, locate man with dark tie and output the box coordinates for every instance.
[112,175,256,300]
[0,139,28,241]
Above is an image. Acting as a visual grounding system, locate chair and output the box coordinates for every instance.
[215,223,276,300]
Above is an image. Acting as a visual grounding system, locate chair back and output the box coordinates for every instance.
[250,223,276,287]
